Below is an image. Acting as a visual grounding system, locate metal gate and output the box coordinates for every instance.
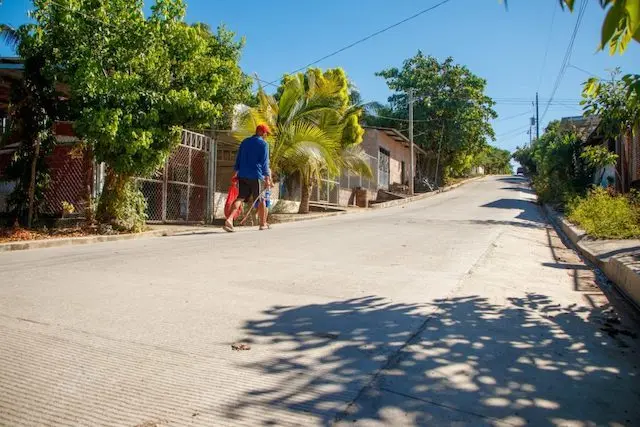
[378,148,390,190]
[310,173,340,205]
[138,130,214,223]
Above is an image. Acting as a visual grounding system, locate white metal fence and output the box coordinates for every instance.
[339,153,378,193]
[137,130,214,223]
[310,174,341,205]
[1,129,379,222]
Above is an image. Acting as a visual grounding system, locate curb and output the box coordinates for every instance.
[543,204,640,312]
[0,176,483,253]
[370,176,485,210]
[270,210,347,224]
[0,228,196,253]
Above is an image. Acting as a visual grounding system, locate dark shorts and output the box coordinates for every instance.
[238,178,260,202]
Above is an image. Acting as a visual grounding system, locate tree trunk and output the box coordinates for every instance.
[298,178,312,214]
[97,170,127,224]
[27,137,41,228]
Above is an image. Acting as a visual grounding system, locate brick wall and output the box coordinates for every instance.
[43,144,93,215]
[0,143,92,216]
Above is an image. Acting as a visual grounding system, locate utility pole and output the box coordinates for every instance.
[408,89,415,195]
[535,92,540,141]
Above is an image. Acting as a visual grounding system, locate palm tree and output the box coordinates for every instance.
[0,24,19,50]
[235,69,372,213]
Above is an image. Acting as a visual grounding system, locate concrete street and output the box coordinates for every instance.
[1,176,639,426]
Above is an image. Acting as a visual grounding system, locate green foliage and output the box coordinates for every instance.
[0,24,19,49]
[21,0,247,230]
[525,121,595,205]
[580,145,618,170]
[276,68,365,148]
[503,1,640,54]
[4,146,52,218]
[567,186,640,239]
[474,145,512,174]
[366,52,496,182]
[582,69,639,135]
[235,68,370,213]
[562,0,640,109]
[0,26,62,223]
[512,145,536,175]
[96,177,147,232]
[192,23,253,128]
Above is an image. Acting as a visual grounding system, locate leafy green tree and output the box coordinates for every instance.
[475,146,512,175]
[192,23,253,129]
[236,68,371,214]
[368,52,496,185]
[26,0,239,231]
[581,145,619,184]
[582,69,639,191]
[523,121,594,205]
[512,145,537,175]
[558,0,640,53]
[1,24,63,227]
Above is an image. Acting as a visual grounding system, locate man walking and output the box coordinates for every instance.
[224,124,272,232]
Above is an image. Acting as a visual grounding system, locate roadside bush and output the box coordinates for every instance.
[514,121,594,208]
[96,180,147,233]
[566,187,640,239]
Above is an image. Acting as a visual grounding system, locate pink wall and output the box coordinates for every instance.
[362,129,414,188]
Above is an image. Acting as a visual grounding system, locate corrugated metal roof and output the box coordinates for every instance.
[363,126,428,155]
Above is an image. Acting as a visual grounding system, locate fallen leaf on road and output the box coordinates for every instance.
[232,342,251,351]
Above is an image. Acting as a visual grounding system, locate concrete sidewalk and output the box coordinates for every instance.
[544,205,640,315]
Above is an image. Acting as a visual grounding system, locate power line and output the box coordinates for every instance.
[365,113,437,123]
[537,1,557,91]
[567,63,602,78]
[497,124,530,138]
[493,97,580,102]
[252,75,279,89]
[494,110,533,122]
[541,0,588,122]
[264,0,453,86]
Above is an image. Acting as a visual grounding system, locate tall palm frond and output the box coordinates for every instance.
[338,144,373,179]
[0,24,20,49]
[236,67,369,213]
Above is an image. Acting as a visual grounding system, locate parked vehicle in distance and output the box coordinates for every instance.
[516,167,524,175]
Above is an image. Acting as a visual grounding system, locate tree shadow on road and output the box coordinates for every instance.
[481,198,545,225]
[225,294,640,426]
[497,176,527,184]
[501,186,536,196]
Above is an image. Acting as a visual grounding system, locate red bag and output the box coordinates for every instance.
[224,177,242,219]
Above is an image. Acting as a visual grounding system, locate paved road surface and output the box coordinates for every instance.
[1,176,639,426]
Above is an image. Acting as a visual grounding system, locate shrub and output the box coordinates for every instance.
[97,179,147,233]
[567,187,640,239]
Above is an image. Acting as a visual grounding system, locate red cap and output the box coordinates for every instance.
[256,124,271,135]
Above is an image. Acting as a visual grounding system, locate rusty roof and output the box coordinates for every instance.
[363,126,428,155]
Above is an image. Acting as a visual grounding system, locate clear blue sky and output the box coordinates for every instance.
[1,0,638,155]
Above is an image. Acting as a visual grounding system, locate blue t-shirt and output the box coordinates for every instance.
[234,135,271,180]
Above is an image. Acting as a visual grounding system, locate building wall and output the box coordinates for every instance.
[360,129,379,158]
[0,143,92,215]
[0,150,14,213]
[376,133,411,187]
[470,166,485,175]
[361,129,416,188]
[43,145,93,215]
